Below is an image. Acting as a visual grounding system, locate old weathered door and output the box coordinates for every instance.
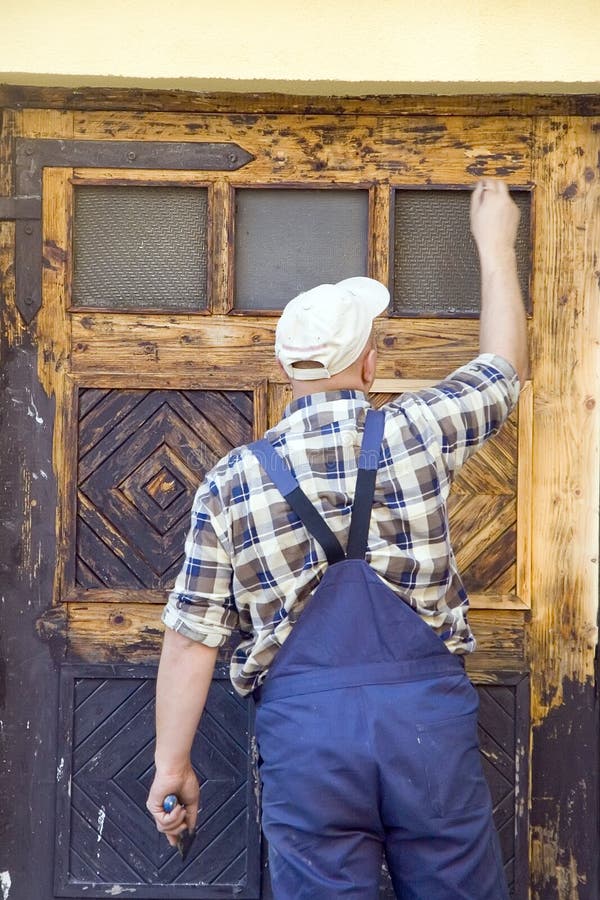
[1,93,598,899]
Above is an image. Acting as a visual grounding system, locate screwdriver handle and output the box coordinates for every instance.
[162,793,179,813]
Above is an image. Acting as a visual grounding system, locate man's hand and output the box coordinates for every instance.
[470,179,520,261]
[146,765,200,846]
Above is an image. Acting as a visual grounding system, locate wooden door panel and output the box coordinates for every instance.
[74,388,253,592]
[55,665,260,898]
[56,379,266,608]
[4,98,597,900]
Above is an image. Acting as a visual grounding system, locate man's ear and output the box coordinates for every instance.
[362,346,378,389]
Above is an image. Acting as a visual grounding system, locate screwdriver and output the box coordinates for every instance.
[162,794,197,861]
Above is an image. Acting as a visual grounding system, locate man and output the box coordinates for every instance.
[147,178,528,898]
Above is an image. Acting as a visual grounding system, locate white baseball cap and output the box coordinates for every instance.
[275,277,390,381]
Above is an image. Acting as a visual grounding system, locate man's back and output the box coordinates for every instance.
[163,352,518,696]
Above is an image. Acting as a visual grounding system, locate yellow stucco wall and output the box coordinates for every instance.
[1,0,598,94]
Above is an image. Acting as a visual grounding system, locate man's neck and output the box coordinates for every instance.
[290,377,367,401]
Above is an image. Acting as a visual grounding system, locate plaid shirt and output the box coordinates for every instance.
[163,353,519,696]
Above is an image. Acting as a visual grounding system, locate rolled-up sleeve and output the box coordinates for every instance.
[162,488,238,646]
[401,354,520,477]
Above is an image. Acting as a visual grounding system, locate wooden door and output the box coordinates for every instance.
[0,92,598,900]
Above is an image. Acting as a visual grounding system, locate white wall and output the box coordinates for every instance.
[1,0,598,93]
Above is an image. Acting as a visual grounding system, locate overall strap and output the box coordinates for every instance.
[249,439,345,565]
[346,409,386,560]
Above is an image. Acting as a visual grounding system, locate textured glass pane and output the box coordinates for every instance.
[393,190,531,317]
[235,189,369,310]
[73,186,208,310]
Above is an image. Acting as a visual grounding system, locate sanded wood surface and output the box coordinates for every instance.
[529,117,600,715]
[66,112,532,186]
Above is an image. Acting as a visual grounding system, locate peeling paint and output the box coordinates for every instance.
[0,872,10,900]
[26,391,44,424]
[97,806,106,843]
[56,757,65,782]
[531,677,599,895]
[531,823,587,898]
[104,887,135,896]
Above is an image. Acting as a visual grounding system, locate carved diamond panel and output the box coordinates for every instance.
[75,389,254,590]
[55,665,261,898]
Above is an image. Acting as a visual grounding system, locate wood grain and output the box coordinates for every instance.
[5,86,600,117]
[67,112,532,185]
[69,311,482,380]
[64,602,527,668]
[529,117,600,897]
[530,118,600,718]
[0,110,24,350]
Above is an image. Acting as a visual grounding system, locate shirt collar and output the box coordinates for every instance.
[272,390,371,436]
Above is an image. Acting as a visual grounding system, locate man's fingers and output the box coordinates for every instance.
[148,801,188,835]
[471,179,493,208]
[185,802,199,833]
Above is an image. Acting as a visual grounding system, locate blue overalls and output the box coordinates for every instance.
[250,410,508,900]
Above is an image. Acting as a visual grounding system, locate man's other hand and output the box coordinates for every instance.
[146,766,200,847]
[470,179,520,262]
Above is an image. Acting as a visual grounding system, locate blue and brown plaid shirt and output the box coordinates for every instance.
[163,353,519,696]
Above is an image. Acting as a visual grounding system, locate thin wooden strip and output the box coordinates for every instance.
[70,314,482,380]
[268,382,293,428]
[63,599,527,666]
[252,380,269,440]
[55,378,79,600]
[65,588,167,604]
[371,377,434,393]
[468,593,529,611]
[370,183,390,287]
[211,180,234,314]
[8,87,600,117]
[516,381,533,608]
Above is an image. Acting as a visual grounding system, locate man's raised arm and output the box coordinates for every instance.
[470,179,529,385]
